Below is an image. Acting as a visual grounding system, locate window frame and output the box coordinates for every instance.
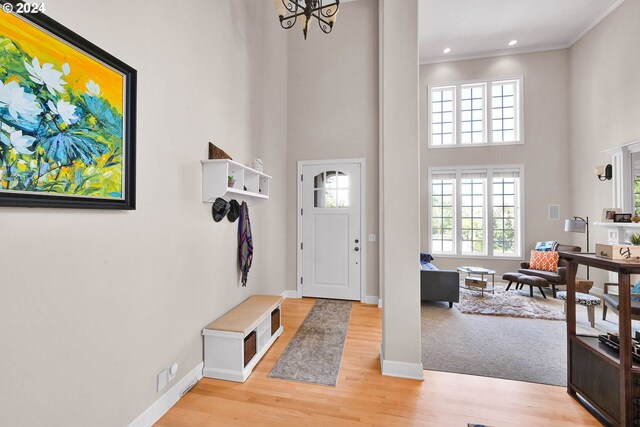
[427,76,524,149]
[427,164,525,260]
[430,85,457,146]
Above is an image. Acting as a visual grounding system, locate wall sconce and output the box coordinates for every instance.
[595,164,612,181]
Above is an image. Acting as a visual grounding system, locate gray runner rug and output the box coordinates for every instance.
[269,299,352,386]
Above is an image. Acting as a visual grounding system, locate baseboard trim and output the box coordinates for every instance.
[378,298,382,308]
[281,290,298,299]
[379,348,424,380]
[127,361,203,427]
[364,295,379,305]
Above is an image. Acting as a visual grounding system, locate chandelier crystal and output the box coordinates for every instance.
[275,0,340,40]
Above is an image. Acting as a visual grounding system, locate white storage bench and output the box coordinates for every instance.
[202,295,283,382]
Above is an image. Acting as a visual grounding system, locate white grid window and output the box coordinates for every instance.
[431,174,455,253]
[492,173,519,256]
[460,176,485,254]
[492,80,519,142]
[428,166,523,258]
[633,155,640,216]
[635,175,640,216]
[429,77,522,147]
[460,84,485,144]
[430,87,455,146]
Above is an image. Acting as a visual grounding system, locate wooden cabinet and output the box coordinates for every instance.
[560,251,640,426]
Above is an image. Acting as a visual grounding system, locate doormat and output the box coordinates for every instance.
[269,299,352,386]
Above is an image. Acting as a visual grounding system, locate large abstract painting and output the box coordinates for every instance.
[0,1,136,209]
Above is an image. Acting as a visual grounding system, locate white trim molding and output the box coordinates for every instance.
[421,44,568,66]
[567,0,625,46]
[364,295,379,305]
[420,0,625,66]
[127,362,203,427]
[380,347,424,380]
[603,139,640,213]
[280,290,298,299]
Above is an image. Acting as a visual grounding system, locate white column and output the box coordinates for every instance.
[378,0,423,380]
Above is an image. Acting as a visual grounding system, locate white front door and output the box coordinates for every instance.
[300,162,362,301]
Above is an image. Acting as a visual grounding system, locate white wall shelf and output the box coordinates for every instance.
[593,221,640,229]
[201,159,271,205]
[593,221,640,245]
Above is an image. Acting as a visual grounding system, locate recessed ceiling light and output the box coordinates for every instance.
[443,47,451,54]
[508,40,518,46]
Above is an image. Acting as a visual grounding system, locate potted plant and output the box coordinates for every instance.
[228,176,236,188]
[630,233,640,246]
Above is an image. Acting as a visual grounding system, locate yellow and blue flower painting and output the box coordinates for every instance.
[0,11,126,200]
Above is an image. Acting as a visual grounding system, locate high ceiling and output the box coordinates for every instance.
[419,0,623,64]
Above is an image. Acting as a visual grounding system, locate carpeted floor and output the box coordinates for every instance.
[422,283,620,386]
[269,299,352,386]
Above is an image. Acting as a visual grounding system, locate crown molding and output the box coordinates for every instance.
[420,0,625,66]
[568,0,625,46]
[420,44,569,66]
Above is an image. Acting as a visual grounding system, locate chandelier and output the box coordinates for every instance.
[274,0,340,40]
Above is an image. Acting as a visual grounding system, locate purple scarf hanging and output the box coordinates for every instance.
[238,201,253,286]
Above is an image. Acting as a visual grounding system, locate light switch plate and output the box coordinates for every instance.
[368,234,376,242]
[157,369,168,392]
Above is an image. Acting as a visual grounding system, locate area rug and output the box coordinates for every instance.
[422,299,568,386]
[269,299,352,386]
[455,284,565,321]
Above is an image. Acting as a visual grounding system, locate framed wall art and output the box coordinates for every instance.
[614,213,633,223]
[601,208,620,222]
[0,0,136,209]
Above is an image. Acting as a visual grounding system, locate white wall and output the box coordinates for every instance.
[569,0,640,287]
[0,1,287,425]
[285,0,380,297]
[420,50,572,274]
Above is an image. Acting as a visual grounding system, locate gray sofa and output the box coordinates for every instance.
[420,254,460,308]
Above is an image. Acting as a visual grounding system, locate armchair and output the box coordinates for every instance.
[602,282,640,321]
[518,243,581,298]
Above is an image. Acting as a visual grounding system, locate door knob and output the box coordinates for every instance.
[355,247,360,251]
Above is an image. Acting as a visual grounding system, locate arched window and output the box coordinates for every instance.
[314,171,350,208]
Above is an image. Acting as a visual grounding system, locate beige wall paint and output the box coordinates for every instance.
[0,1,287,425]
[420,50,572,275]
[379,0,422,371]
[568,0,640,287]
[285,0,380,297]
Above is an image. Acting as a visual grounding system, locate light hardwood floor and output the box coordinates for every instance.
[156,298,600,426]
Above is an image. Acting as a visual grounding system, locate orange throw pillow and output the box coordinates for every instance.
[530,250,559,272]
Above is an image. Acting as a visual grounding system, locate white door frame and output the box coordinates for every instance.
[297,158,367,302]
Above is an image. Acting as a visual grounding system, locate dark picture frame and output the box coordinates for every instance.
[0,0,136,209]
[614,213,633,223]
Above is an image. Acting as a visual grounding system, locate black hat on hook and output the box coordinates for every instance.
[227,200,240,222]
[212,198,230,222]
